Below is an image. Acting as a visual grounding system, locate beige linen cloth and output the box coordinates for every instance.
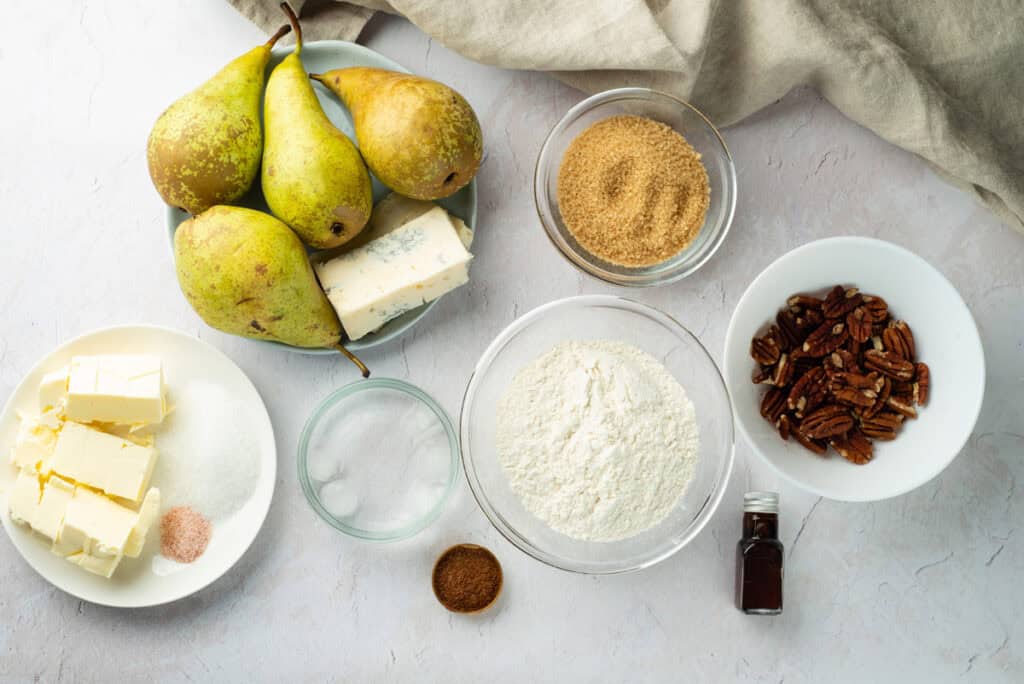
[230,0,1024,232]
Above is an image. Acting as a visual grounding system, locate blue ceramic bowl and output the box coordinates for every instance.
[165,40,478,354]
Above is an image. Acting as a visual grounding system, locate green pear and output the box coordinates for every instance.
[310,67,482,201]
[174,206,369,376]
[262,3,372,249]
[147,25,291,215]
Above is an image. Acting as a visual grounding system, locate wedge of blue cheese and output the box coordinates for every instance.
[345,193,474,250]
[315,205,473,340]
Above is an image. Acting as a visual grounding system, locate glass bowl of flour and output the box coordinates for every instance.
[461,295,734,573]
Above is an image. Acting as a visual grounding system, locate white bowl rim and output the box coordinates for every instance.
[723,236,986,502]
[461,294,735,573]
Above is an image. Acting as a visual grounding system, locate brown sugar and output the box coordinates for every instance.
[557,115,710,267]
[432,544,502,613]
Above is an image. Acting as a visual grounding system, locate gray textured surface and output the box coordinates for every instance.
[0,2,1021,682]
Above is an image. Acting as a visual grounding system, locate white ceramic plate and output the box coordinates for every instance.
[0,325,276,607]
[164,40,478,354]
[723,237,985,502]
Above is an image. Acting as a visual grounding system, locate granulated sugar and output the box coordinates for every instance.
[152,379,260,522]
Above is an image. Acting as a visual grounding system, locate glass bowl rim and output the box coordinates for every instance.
[297,377,460,542]
[459,294,736,573]
[533,86,738,288]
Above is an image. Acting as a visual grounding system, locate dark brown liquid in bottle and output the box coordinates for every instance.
[735,511,784,614]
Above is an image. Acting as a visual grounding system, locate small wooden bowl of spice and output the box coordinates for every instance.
[535,87,736,287]
[432,544,503,614]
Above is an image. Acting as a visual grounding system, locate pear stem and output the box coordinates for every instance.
[280,2,302,55]
[332,343,370,378]
[265,23,291,48]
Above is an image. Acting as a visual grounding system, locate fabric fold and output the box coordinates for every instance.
[227,0,1024,232]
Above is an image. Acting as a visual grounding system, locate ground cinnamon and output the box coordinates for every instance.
[432,544,502,613]
[557,114,710,267]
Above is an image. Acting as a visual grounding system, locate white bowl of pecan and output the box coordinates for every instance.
[723,237,985,502]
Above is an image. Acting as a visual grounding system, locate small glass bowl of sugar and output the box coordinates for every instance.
[298,379,459,542]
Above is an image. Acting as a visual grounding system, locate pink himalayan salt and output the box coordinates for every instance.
[160,506,212,563]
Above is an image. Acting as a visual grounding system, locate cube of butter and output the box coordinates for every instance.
[124,487,160,558]
[49,422,158,504]
[38,365,69,414]
[66,550,122,578]
[59,486,138,577]
[64,355,166,426]
[30,475,75,542]
[8,468,43,526]
[315,206,473,341]
[10,415,59,473]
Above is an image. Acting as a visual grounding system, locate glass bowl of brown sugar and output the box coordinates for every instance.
[535,88,736,287]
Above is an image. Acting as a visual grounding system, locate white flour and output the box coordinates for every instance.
[496,340,699,542]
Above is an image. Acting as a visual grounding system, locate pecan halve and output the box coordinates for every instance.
[830,429,874,465]
[800,404,854,439]
[787,294,824,310]
[829,371,881,409]
[844,335,864,356]
[886,395,918,419]
[914,362,930,405]
[824,350,861,374]
[890,381,914,403]
[829,371,883,392]
[860,376,891,420]
[832,386,877,409]
[793,354,819,377]
[793,428,828,455]
[771,353,795,387]
[860,411,904,440]
[861,295,888,323]
[846,306,873,343]
[803,321,849,357]
[787,367,827,417]
[778,414,793,441]
[760,387,788,424]
[751,334,782,365]
[775,310,802,349]
[823,286,863,319]
[766,325,789,353]
[863,349,915,381]
[752,365,773,385]
[794,307,824,332]
[882,320,916,360]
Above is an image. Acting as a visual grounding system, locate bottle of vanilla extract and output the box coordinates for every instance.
[735,492,784,615]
